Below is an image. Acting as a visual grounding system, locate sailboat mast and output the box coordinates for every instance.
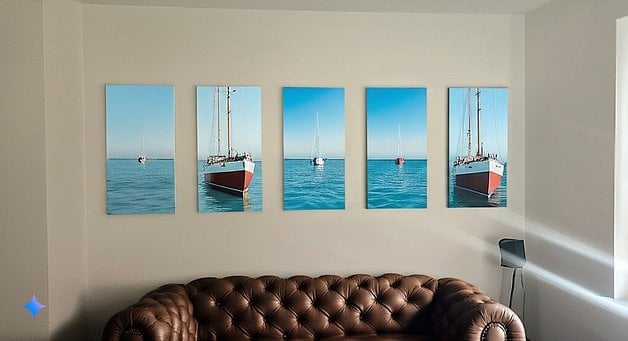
[315,113,321,158]
[226,86,232,158]
[216,87,221,156]
[466,89,472,157]
[397,124,401,157]
[139,124,144,156]
[476,88,482,156]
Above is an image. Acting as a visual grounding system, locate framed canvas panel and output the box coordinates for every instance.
[283,87,345,210]
[197,86,262,212]
[448,87,508,208]
[366,87,427,209]
[105,84,175,214]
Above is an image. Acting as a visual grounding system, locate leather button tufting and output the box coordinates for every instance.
[102,274,525,341]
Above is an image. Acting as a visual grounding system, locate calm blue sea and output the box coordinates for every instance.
[107,158,175,214]
[197,160,263,212]
[448,163,508,208]
[367,159,427,209]
[284,159,345,210]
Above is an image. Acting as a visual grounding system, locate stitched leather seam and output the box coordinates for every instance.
[481,321,507,341]
[122,328,143,336]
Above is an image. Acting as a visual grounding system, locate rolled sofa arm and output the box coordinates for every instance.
[102,284,198,341]
[428,278,526,341]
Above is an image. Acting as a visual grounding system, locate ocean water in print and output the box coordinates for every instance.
[283,159,345,210]
[107,158,175,214]
[197,160,263,212]
[448,162,508,208]
[367,159,427,209]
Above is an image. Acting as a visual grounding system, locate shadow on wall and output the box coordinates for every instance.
[88,282,172,341]
[50,294,87,341]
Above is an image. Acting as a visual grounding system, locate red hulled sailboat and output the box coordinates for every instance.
[204,87,255,196]
[395,124,405,165]
[453,88,504,197]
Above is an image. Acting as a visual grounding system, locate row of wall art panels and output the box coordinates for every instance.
[105,85,508,215]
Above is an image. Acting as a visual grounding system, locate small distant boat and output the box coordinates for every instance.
[204,87,255,196]
[137,130,146,164]
[395,124,405,165]
[453,88,504,197]
[310,113,325,166]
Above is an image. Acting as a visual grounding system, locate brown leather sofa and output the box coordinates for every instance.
[102,274,525,341]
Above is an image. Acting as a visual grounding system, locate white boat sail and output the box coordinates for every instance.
[453,88,504,197]
[310,113,325,166]
[204,87,255,196]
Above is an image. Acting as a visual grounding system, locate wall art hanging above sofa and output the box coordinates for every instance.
[283,87,345,211]
[366,87,428,209]
[105,84,175,214]
[448,87,508,208]
[196,86,263,212]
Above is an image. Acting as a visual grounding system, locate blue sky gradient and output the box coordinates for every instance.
[448,87,508,162]
[283,87,345,159]
[197,86,262,160]
[367,87,427,159]
[106,84,174,159]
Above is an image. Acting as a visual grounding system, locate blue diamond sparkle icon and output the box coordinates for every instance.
[23,295,45,317]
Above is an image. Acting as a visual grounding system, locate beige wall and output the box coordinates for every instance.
[10,1,628,340]
[44,0,88,339]
[0,3,526,339]
[0,0,49,339]
[83,5,525,339]
[525,1,628,340]
[615,15,628,300]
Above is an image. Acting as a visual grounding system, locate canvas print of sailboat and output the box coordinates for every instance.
[105,84,175,215]
[283,87,345,211]
[448,87,508,208]
[197,86,262,212]
[366,87,427,209]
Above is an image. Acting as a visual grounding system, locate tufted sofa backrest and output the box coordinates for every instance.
[186,274,438,340]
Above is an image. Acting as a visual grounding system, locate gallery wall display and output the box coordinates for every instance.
[196,86,263,212]
[105,84,175,214]
[366,87,428,209]
[283,87,346,210]
[448,87,508,208]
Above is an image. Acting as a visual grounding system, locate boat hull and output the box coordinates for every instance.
[204,159,255,196]
[454,159,503,197]
[311,157,324,166]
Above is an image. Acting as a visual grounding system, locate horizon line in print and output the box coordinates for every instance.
[105,84,175,215]
[283,87,345,211]
[366,87,428,209]
[197,86,262,212]
[448,87,508,208]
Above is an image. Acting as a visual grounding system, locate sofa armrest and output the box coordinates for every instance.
[102,284,198,341]
[428,278,525,341]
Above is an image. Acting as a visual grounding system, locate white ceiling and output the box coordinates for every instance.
[79,0,552,15]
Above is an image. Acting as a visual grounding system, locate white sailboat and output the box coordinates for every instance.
[137,129,146,164]
[310,113,325,166]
